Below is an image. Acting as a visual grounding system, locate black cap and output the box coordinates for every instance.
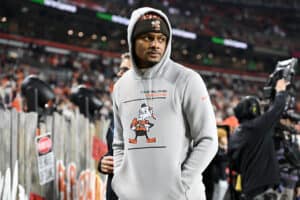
[132,12,170,40]
[234,96,261,122]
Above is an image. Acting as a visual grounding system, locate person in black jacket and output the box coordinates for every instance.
[98,53,132,200]
[229,79,289,200]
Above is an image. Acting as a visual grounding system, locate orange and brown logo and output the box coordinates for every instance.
[151,20,161,31]
[129,103,157,144]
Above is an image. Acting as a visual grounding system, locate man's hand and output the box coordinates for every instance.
[100,156,114,174]
[275,79,289,92]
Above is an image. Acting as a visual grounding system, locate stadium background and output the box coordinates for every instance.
[0,0,299,199]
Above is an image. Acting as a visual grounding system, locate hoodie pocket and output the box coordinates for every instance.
[177,178,186,194]
[174,172,188,200]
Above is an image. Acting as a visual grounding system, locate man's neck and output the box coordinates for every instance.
[136,61,156,69]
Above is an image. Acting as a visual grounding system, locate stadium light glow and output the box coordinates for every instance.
[0,39,28,48]
[211,37,224,45]
[96,13,112,21]
[31,0,43,5]
[120,39,126,45]
[45,47,70,55]
[78,32,84,37]
[1,17,7,23]
[212,37,248,49]
[112,15,130,26]
[91,34,98,40]
[44,0,77,13]
[31,0,77,13]
[67,29,74,36]
[101,36,107,42]
[224,39,248,49]
[173,29,197,40]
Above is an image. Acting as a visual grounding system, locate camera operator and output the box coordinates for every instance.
[229,79,289,200]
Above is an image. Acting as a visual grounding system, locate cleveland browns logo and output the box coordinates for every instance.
[151,20,161,31]
[129,103,157,144]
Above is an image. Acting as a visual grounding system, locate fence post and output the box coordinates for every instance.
[0,110,12,174]
[53,112,64,199]
[24,112,38,196]
[18,111,25,187]
[10,109,18,180]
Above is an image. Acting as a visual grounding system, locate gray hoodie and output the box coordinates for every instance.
[112,7,218,200]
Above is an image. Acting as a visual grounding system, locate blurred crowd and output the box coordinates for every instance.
[1,0,299,74]
[66,0,300,51]
[1,43,299,123]
[0,44,116,119]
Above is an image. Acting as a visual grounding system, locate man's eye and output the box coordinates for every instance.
[158,37,167,43]
[142,36,150,41]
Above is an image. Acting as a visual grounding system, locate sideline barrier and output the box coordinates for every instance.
[0,109,109,199]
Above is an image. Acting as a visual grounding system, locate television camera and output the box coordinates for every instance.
[263,58,300,170]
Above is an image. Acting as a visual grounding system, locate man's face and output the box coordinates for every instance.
[117,57,132,78]
[134,32,167,68]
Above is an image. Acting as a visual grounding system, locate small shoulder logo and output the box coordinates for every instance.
[129,103,156,144]
[201,96,207,101]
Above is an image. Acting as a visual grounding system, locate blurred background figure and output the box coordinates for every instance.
[229,79,289,200]
[117,53,131,78]
[212,125,230,200]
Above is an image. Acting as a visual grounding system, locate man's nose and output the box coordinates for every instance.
[150,39,159,47]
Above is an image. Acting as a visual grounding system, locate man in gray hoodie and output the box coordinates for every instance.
[112,7,218,200]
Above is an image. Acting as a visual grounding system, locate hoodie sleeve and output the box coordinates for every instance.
[181,71,218,189]
[112,85,124,172]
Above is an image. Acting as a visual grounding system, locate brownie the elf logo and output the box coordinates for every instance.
[129,103,157,144]
[151,20,161,31]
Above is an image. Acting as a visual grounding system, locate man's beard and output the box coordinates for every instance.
[146,60,158,68]
[137,59,158,69]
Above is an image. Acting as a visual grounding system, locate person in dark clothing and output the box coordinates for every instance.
[98,123,117,200]
[229,79,289,200]
[212,126,229,200]
[98,52,132,200]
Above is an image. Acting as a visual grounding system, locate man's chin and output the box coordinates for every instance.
[147,58,160,64]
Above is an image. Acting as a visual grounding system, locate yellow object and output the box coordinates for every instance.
[217,128,227,138]
[95,174,104,200]
[235,174,242,191]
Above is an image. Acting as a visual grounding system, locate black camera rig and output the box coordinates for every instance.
[262,58,300,169]
[263,57,297,102]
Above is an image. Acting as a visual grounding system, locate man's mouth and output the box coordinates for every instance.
[148,51,160,56]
